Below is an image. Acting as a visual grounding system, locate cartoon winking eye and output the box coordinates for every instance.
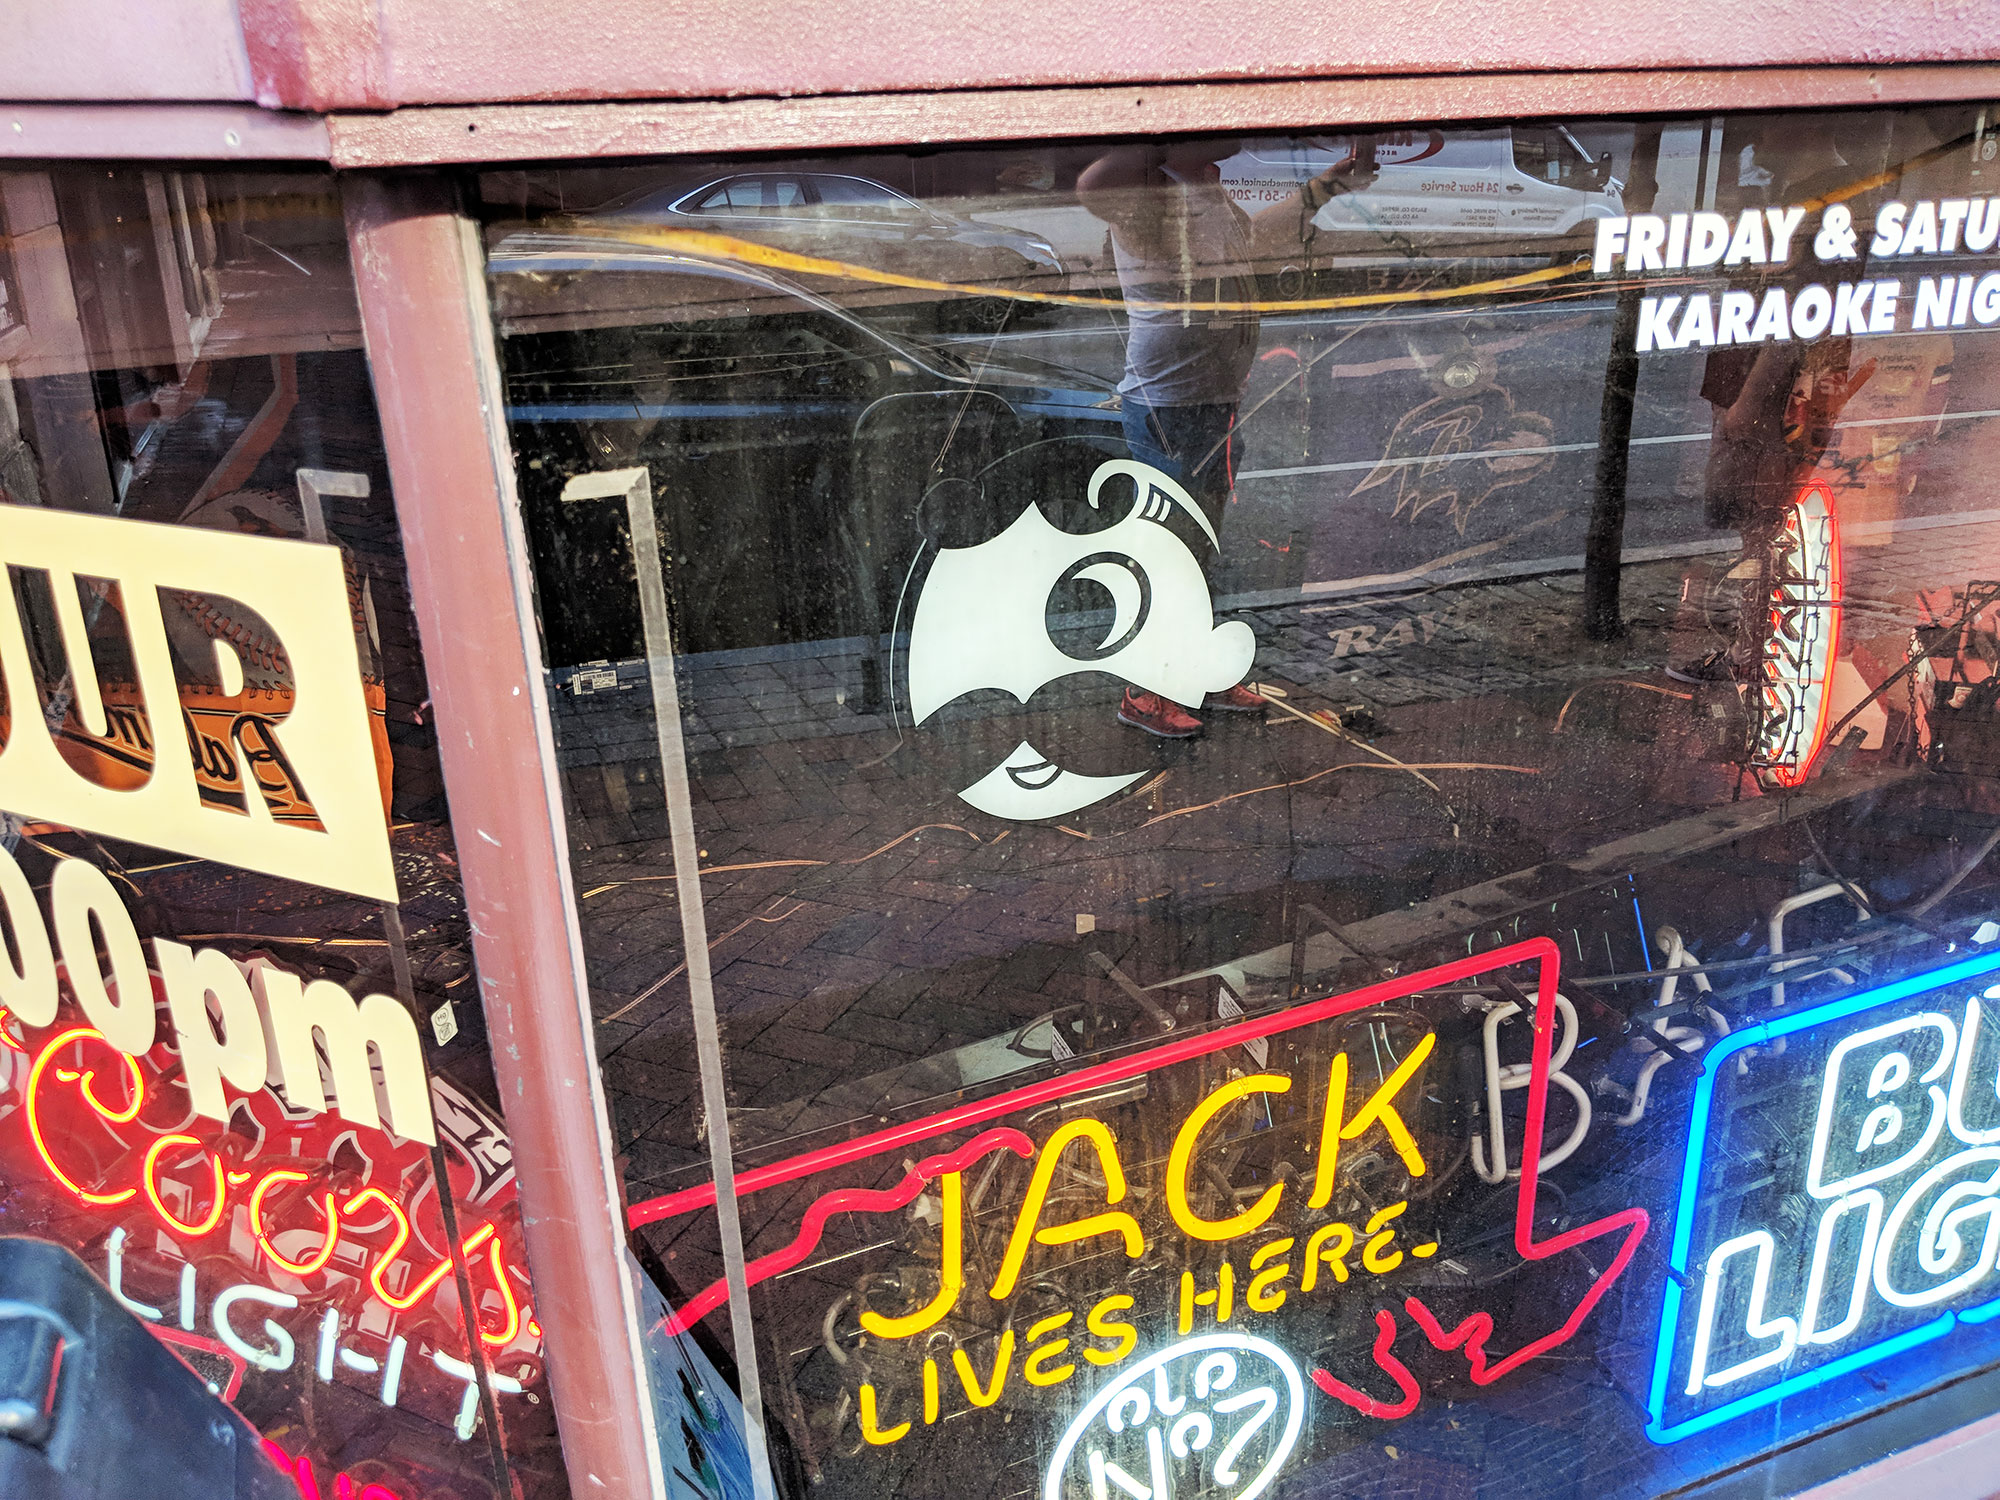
[907,460,1254,821]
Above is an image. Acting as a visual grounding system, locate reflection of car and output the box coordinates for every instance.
[592,171,1066,290]
[1222,126,1622,260]
[487,232,1119,663]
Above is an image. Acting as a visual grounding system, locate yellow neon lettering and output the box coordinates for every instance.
[1023,1312,1075,1387]
[1307,1053,1349,1209]
[1338,1032,1435,1177]
[1362,1200,1409,1274]
[860,1172,964,1338]
[1246,1237,1294,1313]
[1085,1293,1138,1366]
[989,1119,1144,1299]
[1177,1262,1236,1335]
[952,1332,1015,1408]
[1167,1074,1293,1242]
[858,1383,909,1445]
[922,1358,939,1423]
[1301,1222,1353,1291]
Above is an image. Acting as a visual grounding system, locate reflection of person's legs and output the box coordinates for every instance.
[1116,398,1261,735]
[1121,399,1236,538]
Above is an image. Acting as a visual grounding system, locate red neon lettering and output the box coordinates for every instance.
[263,1439,320,1500]
[387,1221,486,1313]
[141,1133,226,1237]
[27,1027,141,1206]
[341,1191,501,1315]
[249,1169,341,1276]
[340,1187,416,1307]
[23,1028,528,1334]
[391,1221,490,1313]
[475,1231,523,1347]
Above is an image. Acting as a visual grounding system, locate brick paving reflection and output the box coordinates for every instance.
[550,510,2000,1206]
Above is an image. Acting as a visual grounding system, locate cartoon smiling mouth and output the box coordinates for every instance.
[960,741,1144,821]
[1005,755,1063,791]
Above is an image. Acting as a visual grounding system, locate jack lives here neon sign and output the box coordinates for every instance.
[631,939,1651,1488]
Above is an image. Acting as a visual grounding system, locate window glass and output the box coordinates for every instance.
[811,176,923,216]
[690,177,809,216]
[693,183,748,213]
[0,168,568,1500]
[484,105,2000,1499]
[1510,125,1594,185]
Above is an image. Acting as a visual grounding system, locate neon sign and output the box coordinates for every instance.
[634,940,1649,1477]
[1649,947,2000,1441]
[107,1219,525,1440]
[1042,1334,1305,1500]
[1753,479,1843,789]
[0,957,543,1473]
[20,1025,524,1347]
[0,500,537,1491]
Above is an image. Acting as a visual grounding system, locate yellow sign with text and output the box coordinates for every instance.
[0,506,396,901]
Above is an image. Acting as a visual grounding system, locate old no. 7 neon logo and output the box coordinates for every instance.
[629,939,1649,1420]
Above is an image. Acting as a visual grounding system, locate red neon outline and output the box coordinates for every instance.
[26,1027,141,1206]
[1391,937,1650,1387]
[635,939,1650,1409]
[1310,1308,1420,1418]
[249,1168,341,1276]
[631,945,1563,1229]
[1763,480,1844,790]
[142,1133,227,1237]
[657,1126,1034,1334]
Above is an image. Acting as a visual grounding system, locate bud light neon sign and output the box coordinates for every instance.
[1649,947,2000,1441]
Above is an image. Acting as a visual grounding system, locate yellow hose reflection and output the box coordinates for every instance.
[548,221,1590,315]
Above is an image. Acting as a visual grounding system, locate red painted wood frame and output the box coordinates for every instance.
[6,16,2000,1495]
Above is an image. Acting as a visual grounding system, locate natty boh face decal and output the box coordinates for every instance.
[904,459,1253,821]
